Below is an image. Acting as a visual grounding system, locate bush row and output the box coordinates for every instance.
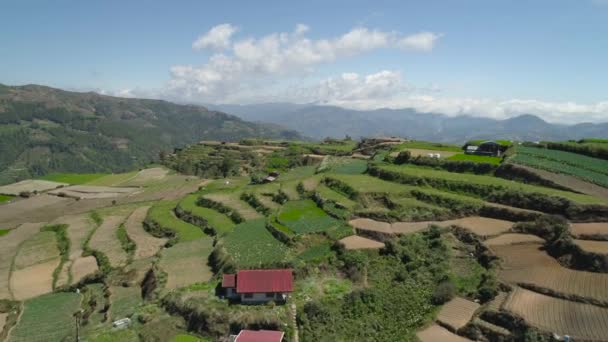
[240,192,272,216]
[174,204,218,236]
[494,163,576,192]
[197,197,244,224]
[546,142,608,161]
[396,152,497,175]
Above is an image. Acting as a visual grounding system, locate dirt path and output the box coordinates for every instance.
[0,223,44,299]
[125,206,167,259]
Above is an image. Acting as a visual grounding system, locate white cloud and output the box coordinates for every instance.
[192,23,238,50]
[398,32,442,51]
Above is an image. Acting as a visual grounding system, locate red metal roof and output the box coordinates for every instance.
[236,269,293,294]
[235,330,284,342]
[222,274,236,288]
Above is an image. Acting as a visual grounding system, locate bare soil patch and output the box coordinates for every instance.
[416,324,472,342]
[574,239,608,255]
[0,312,7,335]
[491,243,608,304]
[10,259,59,300]
[0,222,43,299]
[504,287,608,341]
[0,180,67,196]
[0,195,72,228]
[49,185,138,199]
[55,261,71,288]
[119,167,169,186]
[571,222,608,239]
[486,291,508,312]
[203,193,261,220]
[125,206,167,259]
[338,235,385,250]
[445,217,513,237]
[13,231,59,270]
[484,234,544,246]
[52,215,97,285]
[349,218,393,234]
[159,239,214,291]
[436,297,480,331]
[70,256,98,283]
[88,215,129,267]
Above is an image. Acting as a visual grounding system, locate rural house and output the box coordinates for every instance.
[231,329,284,342]
[464,141,504,157]
[263,171,280,183]
[222,269,293,304]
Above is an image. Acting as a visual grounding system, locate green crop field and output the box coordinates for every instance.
[375,164,604,204]
[9,292,81,342]
[392,140,462,152]
[0,194,13,203]
[277,200,339,234]
[318,158,368,175]
[179,194,235,235]
[147,200,205,241]
[38,173,107,184]
[510,146,608,187]
[325,174,417,194]
[0,229,9,236]
[447,154,503,165]
[315,185,357,209]
[86,171,139,186]
[109,286,142,320]
[223,219,287,267]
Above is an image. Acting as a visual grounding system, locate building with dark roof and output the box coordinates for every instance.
[222,269,293,304]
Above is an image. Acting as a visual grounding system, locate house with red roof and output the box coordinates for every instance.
[222,269,293,304]
[233,329,284,342]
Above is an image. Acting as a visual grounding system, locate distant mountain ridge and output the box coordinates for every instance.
[209,103,608,142]
[0,84,301,184]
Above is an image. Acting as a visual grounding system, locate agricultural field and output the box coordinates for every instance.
[125,206,167,259]
[38,173,107,184]
[203,192,261,220]
[109,286,143,320]
[483,233,544,246]
[147,200,205,241]
[510,146,608,187]
[391,140,463,152]
[338,235,384,250]
[178,194,236,235]
[277,200,339,234]
[571,222,608,239]
[503,287,608,341]
[314,185,357,209]
[573,239,608,254]
[222,219,287,267]
[446,153,502,165]
[436,297,480,331]
[0,223,43,299]
[9,292,81,342]
[0,179,67,195]
[88,214,130,267]
[0,194,13,203]
[159,238,214,290]
[416,324,472,342]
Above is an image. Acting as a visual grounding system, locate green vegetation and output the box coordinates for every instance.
[315,185,357,209]
[109,286,142,319]
[38,172,106,184]
[146,200,205,242]
[171,334,209,342]
[277,200,339,234]
[392,140,463,152]
[447,153,503,165]
[0,229,9,236]
[9,292,81,342]
[0,194,14,203]
[178,194,235,235]
[465,139,512,147]
[223,219,288,267]
[511,146,608,187]
[544,140,608,160]
[87,171,138,186]
[117,224,136,261]
[316,157,368,174]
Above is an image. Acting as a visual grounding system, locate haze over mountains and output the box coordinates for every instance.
[209,103,608,143]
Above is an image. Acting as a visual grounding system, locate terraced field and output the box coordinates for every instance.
[504,287,608,341]
[0,222,43,299]
[147,201,205,241]
[484,233,544,246]
[571,222,608,239]
[52,214,98,286]
[159,238,214,290]
[125,206,167,259]
[203,192,261,220]
[223,219,287,267]
[416,324,472,342]
[88,215,130,267]
[0,179,67,195]
[491,243,608,304]
[338,235,385,250]
[436,297,480,331]
[574,239,608,254]
[277,200,339,234]
[109,286,142,320]
[178,194,236,235]
[315,185,357,209]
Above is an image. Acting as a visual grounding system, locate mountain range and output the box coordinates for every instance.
[0,84,300,184]
[208,103,608,143]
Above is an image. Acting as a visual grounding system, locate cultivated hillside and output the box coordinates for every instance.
[210,103,608,142]
[0,84,301,184]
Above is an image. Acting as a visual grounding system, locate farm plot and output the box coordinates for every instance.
[277,200,339,234]
[491,243,608,304]
[436,297,480,331]
[118,167,169,186]
[125,206,167,259]
[0,179,67,195]
[416,324,472,342]
[0,194,72,228]
[338,235,385,250]
[203,192,261,220]
[52,214,98,285]
[484,233,544,246]
[349,218,422,236]
[38,173,106,184]
[8,292,81,342]
[0,312,7,335]
[48,185,138,199]
[178,195,235,235]
[0,222,42,299]
[315,185,357,209]
[510,146,608,187]
[503,287,608,341]
[447,154,502,165]
[574,239,608,255]
[445,217,513,238]
[159,238,214,290]
[571,222,608,239]
[88,215,129,267]
[223,219,287,267]
[147,200,205,241]
[375,164,605,205]
[395,148,460,158]
[109,286,142,320]
[326,174,417,195]
[11,229,61,300]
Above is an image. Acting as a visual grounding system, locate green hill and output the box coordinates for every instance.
[0,84,301,184]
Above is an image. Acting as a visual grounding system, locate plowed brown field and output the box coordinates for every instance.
[0,222,43,299]
[491,243,608,304]
[436,297,480,331]
[10,259,59,300]
[416,324,472,342]
[0,180,67,195]
[484,234,544,246]
[504,287,608,341]
[125,206,167,259]
[88,215,129,267]
[52,214,97,285]
[338,235,385,250]
[574,239,608,255]
[571,222,608,239]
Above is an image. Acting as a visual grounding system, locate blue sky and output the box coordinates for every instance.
[1,0,607,123]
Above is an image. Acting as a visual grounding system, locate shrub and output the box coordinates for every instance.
[394,150,412,164]
[432,281,456,304]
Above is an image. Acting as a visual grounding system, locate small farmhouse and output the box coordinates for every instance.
[232,329,284,342]
[222,269,293,304]
[263,171,280,183]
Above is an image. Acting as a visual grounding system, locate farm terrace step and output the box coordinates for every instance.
[573,239,608,255]
[571,222,608,239]
[483,233,544,246]
[436,297,481,331]
[338,235,385,250]
[416,324,472,342]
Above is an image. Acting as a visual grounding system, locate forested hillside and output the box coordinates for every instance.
[0,84,301,184]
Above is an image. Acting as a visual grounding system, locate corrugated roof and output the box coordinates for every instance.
[236,330,284,342]
[236,269,293,294]
[222,274,236,288]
